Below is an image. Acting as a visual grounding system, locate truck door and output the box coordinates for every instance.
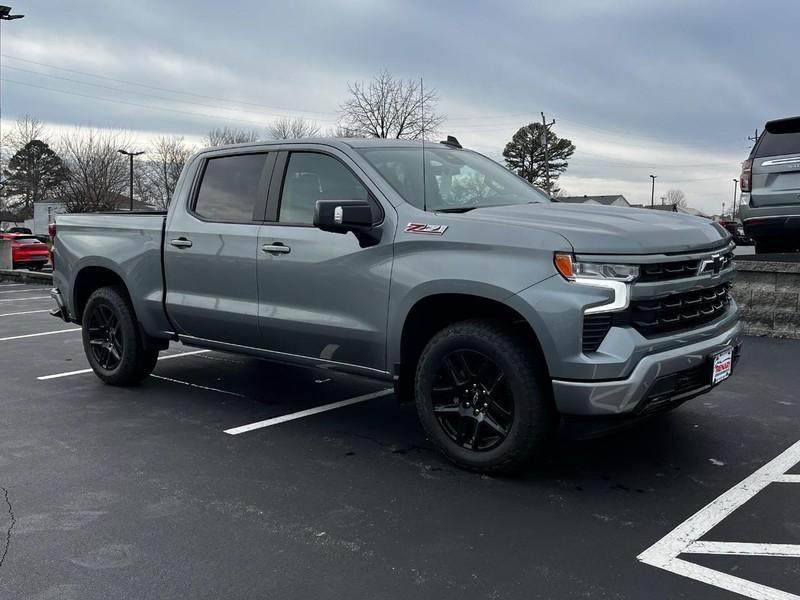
[164,150,274,347]
[256,149,393,374]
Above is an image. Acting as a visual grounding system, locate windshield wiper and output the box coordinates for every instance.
[435,206,480,213]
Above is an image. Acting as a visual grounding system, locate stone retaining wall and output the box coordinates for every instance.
[732,260,800,339]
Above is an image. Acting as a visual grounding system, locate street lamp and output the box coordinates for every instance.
[732,178,739,220]
[649,174,657,208]
[118,149,145,211]
[0,6,24,170]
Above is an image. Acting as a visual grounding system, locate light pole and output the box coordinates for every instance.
[649,174,657,208]
[118,149,145,211]
[0,6,25,172]
[732,178,739,220]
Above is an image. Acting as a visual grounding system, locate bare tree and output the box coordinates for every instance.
[339,69,445,139]
[58,127,132,213]
[326,124,362,138]
[665,188,687,208]
[3,115,46,158]
[137,136,194,210]
[267,117,321,140]
[204,127,260,147]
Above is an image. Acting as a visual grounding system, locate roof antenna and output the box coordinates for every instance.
[420,76,427,212]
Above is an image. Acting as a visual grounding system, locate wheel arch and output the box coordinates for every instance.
[392,291,550,403]
[72,263,130,325]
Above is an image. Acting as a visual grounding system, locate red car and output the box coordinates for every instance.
[0,233,51,270]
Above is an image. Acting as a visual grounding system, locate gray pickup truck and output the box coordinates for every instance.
[51,138,742,472]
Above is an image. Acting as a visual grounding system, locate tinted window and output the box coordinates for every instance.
[756,120,800,158]
[358,147,550,211]
[279,153,370,224]
[194,153,268,222]
[13,237,43,245]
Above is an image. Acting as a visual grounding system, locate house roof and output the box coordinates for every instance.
[558,195,630,206]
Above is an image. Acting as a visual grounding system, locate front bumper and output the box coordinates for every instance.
[551,318,743,417]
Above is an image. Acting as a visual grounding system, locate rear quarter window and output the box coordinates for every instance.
[755,120,800,158]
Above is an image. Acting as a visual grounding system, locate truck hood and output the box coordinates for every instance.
[459,203,729,254]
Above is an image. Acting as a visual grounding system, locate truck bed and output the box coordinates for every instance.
[53,212,173,336]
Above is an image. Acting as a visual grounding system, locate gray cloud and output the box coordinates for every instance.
[2,0,797,212]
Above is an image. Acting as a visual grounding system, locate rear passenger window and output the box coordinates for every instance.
[193,154,269,222]
[279,153,370,225]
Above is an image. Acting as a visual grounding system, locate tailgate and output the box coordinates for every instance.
[751,117,800,209]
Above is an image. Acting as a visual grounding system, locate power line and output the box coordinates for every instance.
[2,64,338,124]
[2,54,750,155]
[1,53,339,117]
[1,77,335,129]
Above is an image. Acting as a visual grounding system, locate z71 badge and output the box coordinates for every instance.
[405,223,448,236]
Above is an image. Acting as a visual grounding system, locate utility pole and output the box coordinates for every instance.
[649,174,657,208]
[732,178,739,220]
[541,112,555,196]
[722,201,726,219]
[118,149,145,211]
[0,6,25,176]
[748,129,759,150]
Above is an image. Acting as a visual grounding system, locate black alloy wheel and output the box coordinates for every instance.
[87,303,123,370]
[81,285,160,385]
[414,319,555,473]
[431,349,513,452]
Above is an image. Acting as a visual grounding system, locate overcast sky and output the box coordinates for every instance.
[2,0,796,214]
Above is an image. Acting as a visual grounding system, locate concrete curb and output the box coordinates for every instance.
[0,269,53,285]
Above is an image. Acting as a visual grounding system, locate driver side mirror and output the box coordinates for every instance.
[313,200,381,247]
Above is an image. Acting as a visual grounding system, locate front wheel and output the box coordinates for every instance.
[82,286,159,386]
[414,320,556,473]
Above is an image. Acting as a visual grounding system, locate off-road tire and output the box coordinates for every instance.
[414,319,556,474]
[82,285,159,386]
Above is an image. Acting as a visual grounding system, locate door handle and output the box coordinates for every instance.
[261,243,291,255]
[170,238,193,249]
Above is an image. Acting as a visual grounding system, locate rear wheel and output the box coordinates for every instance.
[82,286,159,386]
[414,319,555,473]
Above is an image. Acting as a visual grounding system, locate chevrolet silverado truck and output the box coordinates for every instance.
[50,138,742,472]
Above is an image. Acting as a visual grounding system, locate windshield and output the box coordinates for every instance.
[357,147,551,211]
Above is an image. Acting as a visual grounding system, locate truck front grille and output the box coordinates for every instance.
[639,259,699,282]
[637,250,733,282]
[629,281,731,337]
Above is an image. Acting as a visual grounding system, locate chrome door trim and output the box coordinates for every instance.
[261,244,291,254]
[760,156,800,167]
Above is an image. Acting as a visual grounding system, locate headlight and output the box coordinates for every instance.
[554,253,636,314]
[554,253,639,282]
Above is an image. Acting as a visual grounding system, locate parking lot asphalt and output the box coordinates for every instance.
[1,281,799,600]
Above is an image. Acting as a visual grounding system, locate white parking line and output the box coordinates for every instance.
[638,440,800,599]
[0,328,80,342]
[224,388,394,435]
[0,309,50,317]
[0,288,44,294]
[0,296,49,302]
[36,349,211,380]
[0,283,27,287]
[684,541,800,558]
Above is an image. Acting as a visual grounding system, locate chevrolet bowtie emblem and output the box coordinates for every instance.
[698,253,723,278]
